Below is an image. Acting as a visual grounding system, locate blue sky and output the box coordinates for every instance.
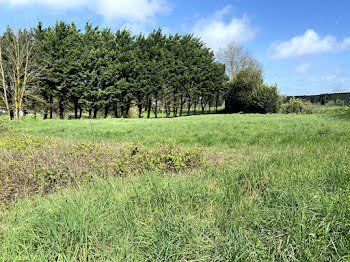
[1,0,349,95]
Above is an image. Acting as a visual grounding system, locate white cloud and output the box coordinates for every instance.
[311,74,338,85]
[193,5,257,51]
[271,29,350,59]
[320,74,337,82]
[95,0,170,22]
[0,0,171,23]
[296,63,311,74]
[1,0,85,8]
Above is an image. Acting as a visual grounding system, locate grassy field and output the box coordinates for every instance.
[7,113,350,148]
[1,113,350,261]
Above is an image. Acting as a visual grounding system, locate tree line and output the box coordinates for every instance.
[0,21,227,120]
[0,22,281,120]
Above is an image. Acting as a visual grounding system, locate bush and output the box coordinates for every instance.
[280,98,322,114]
[127,105,139,118]
[225,68,281,113]
[335,98,345,106]
[250,84,281,113]
[325,100,335,107]
[325,99,345,107]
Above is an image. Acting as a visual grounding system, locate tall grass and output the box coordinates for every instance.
[1,113,350,260]
[1,148,349,260]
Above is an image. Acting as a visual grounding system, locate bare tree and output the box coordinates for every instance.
[217,41,262,80]
[0,27,43,120]
[0,37,10,120]
[333,82,345,93]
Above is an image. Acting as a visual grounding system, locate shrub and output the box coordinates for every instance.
[250,84,281,113]
[280,98,304,114]
[225,68,280,113]
[335,98,345,106]
[127,105,139,118]
[325,99,345,107]
[325,100,335,107]
[280,98,322,114]
[225,68,263,113]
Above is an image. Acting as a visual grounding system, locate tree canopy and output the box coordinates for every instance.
[0,21,227,119]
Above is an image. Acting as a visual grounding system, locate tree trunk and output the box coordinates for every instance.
[88,109,92,119]
[147,99,151,119]
[165,101,171,118]
[74,105,78,119]
[59,100,64,119]
[44,102,48,120]
[7,109,11,121]
[138,105,143,118]
[123,103,130,118]
[93,107,98,119]
[180,96,185,117]
[201,99,205,114]
[154,100,158,118]
[173,94,177,117]
[9,110,14,121]
[187,103,191,116]
[79,108,83,119]
[49,95,53,119]
[113,102,119,118]
[104,104,109,118]
[215,91,219,113]
[165,103,169,118]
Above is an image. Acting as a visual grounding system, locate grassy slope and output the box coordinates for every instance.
[1,113,350,261]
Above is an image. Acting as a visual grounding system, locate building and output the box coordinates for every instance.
[286,91,350,106]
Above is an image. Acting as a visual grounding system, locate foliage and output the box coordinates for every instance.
[225,67,280,113]
[280,98,323,114]
[1,22,227,120]
[250,84,281,113]
[325,100,336,107]
[325,99,345,107]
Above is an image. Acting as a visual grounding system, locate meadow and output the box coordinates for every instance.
[0,112,350,261]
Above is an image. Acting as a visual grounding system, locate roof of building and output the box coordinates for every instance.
[287,91,350,97]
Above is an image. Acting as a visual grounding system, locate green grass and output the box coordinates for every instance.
[1,113,350,261]
[8,113,350,149]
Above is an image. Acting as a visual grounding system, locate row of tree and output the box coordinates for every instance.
[0,21,228,120]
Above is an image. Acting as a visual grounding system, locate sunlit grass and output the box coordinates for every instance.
[1,112,350,261]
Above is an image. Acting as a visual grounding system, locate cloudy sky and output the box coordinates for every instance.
[1,0,349,95]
